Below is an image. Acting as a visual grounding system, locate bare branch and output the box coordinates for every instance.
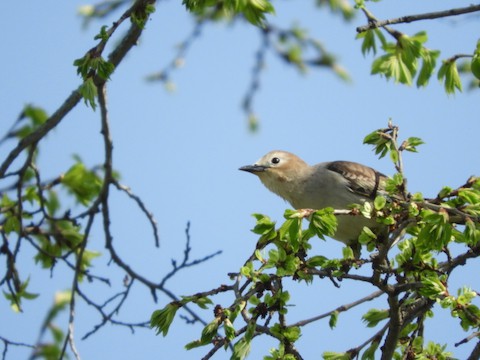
[357,4,480,33]
[289,290,384,328]
[113,181,160,247]
[348,322,389,357]
[159,222,222,288]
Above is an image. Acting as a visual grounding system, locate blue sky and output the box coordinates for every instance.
[1,0,479,359]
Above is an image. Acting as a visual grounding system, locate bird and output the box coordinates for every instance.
[239,150,388,245]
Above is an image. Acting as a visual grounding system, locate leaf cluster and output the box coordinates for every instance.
[356,3,480,94]
[182,0,275,27]
[362,30,440,88]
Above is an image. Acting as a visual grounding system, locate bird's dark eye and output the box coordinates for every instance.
[271,157,280,164]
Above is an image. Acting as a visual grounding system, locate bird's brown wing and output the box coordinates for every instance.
[326,161,387,199]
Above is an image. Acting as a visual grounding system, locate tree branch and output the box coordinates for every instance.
[381,293,401,360]
[113,181,160,247]
[467,340,480,360]
[289,289,384,328]
[357,4,480,33]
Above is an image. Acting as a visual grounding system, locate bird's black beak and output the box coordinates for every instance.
[239,164,268,173]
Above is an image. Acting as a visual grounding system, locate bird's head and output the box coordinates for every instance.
[239,150,309,192]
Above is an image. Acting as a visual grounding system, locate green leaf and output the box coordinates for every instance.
[464,218,480,245]
[436,186,452,199]
[51,220,83,249]
[306,255,328,267]
[184,0,274,27]
[245,321,256,342]
[23,104,49,127]
[318,0,354,20]
[46,190,60,216]
[418,273,447,299]
[34,344,62,359]
[403,136,425,152]
[150,303,180,336]
[94,25,109,41]
[131,2,156,28]
[254,249,264,262]
[283,326,301,342]
[3,277,39,311]
[61,161,102,205]
[251,213,276,239]
[248,113,259,132]
[438,59,462,94]
[361,308,389,328]
[458,188,480,205]
[73,53,92,79]
[96,59,115,80]
[23,186,39,204]
[417,49,440,87]
[373,195,386,210]
[224,318,236,342]
[471,39,480,80]
[184,339,203,350]
[363,129,393,159]
[323,352,351,360]
[329,310,339,329]
[79,249,101,276]
[342,246,354,259]
[78,78,98,110]
[358,226,377,245]
[4,216,20,234]
[417,210,453,251]
[200,317,221,344]
[308,209,337,239]
[360,201,372,219]
[361,341,379,360]
[371,51,413,85]
[385,173,404,194]
[231,337,251,360]
[389,148,399,163]
[357,30,376,56]
[237,0,275,27]
[50,325,65,344]
[240,262,254,278]
[279,217,301,242]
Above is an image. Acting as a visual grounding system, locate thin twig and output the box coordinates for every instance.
[145,19,205,83]
[59,209,99,359]
[158,222,222,288]
[289,289,384,328]
[113,180,160,247]
[348,322,389,356]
